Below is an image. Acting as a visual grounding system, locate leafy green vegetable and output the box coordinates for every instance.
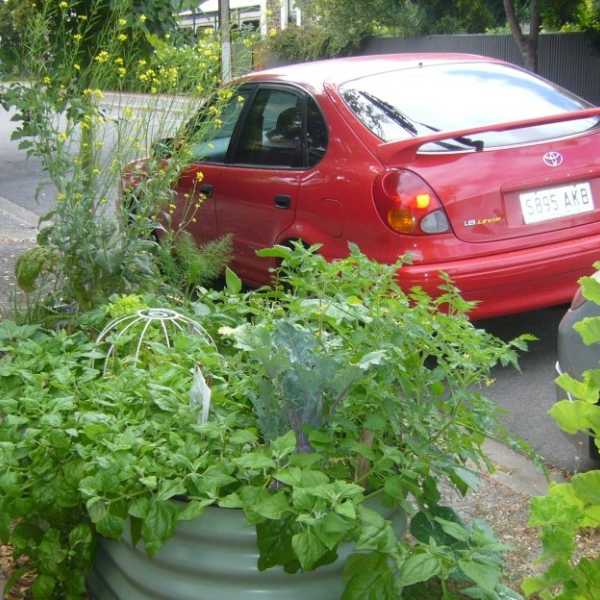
[525,267,600,598]
[0,244,529,598]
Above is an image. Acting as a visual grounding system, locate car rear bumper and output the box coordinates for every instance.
[397,233,600,319]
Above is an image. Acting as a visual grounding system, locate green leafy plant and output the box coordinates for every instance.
[1,0,233,315]
[523,268,600,599]
[0,245,533,599]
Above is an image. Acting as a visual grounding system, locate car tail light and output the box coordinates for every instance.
[373,169,450,235]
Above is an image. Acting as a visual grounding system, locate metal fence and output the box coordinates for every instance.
[358,33,600,105]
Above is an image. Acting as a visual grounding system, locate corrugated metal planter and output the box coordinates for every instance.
[88,503,406,600]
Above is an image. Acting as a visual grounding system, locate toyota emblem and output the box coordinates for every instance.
[543,151,564,167]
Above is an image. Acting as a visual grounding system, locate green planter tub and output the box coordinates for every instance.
[88,504,406,600]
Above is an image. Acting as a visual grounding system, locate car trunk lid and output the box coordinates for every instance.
[375,108,600,243]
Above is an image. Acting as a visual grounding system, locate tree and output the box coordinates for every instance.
[420,0,498,34]
[0,0,184,76]
[502,0,584,72]
[503,0,541,71]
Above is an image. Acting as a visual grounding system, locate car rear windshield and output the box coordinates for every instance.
[339,62,598,152]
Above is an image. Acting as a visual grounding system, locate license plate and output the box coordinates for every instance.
[519,182,594,224]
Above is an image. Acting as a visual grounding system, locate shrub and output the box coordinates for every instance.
[0,245,534,598]
[1,0,233,315]
[523,267,600,599]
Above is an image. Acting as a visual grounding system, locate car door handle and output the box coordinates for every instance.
[274,194,292,209]
[198,183,214,198]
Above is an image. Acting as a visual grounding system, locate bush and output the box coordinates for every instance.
[0,244,534,599]
[1,0,233,315]
[524,266,600,598]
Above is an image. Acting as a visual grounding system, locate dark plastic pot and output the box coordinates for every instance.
[88,502,405,600]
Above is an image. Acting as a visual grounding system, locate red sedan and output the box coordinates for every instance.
[163,53,600,319]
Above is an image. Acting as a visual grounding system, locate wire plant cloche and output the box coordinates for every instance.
[95,308,214,375]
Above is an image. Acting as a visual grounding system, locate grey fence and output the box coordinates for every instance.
[358,33,600,105]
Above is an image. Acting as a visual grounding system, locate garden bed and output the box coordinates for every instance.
[4,470,599,599]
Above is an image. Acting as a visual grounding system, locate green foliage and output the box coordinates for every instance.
[267,0,502,62]
[542,0,588,29]
[15,246,57,294]
[1,0,231,315]
[157,232,232,297]
[268,0,425,60]
[0,244,532,598]
[524,269,600,599]
[0,0,182,78]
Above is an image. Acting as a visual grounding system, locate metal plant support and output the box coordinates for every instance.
[95,308,213,424]
[95,308,213,374]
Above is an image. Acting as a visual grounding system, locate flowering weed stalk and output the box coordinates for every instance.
[2,0,237,314]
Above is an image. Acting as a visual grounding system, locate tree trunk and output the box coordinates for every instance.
[503,0,540,72]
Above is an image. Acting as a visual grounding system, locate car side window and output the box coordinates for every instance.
[306,97,328,167]
[189,90,250,163]
[233,88,303,168]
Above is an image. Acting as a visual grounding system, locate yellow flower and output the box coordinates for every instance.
[74,63,81,71]
[83,88,104,100]
[95,50,110,63]
[118,33,127,42]
[139,14,147,22]
[195,171,204,182]
[150,86,157,94]
[92,168,101,176]
[138,59,146,66]
[115,57,124,65]
[191,217,197,223]
[57,192,65,202]
[123,107,134,119]
[42,76,51,85]
[73,33,82,42]
[269,27,277,37]
[78,14,87,20]
[117,67,127,78]
[118,18,127,26]
[57,132,67,143]
[59,1,68,9]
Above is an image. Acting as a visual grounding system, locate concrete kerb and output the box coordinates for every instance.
[483,439,565,497]
[0,195,38,241]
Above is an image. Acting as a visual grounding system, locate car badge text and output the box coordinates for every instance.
[464,216,503,227]
[543,151,564,167]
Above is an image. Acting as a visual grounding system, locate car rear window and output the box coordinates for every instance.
[339,62,599,151]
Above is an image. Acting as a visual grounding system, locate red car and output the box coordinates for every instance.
[157,53,600,319]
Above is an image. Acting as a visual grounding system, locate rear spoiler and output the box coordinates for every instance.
[376,106,600,164]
